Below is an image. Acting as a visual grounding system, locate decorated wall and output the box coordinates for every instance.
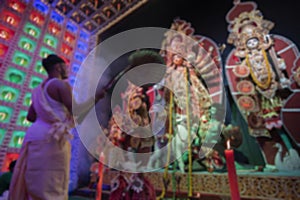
[0,0,148,172]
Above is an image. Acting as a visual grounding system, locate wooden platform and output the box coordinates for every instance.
[103,170,300,200]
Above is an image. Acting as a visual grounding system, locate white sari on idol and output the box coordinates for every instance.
[9,78,74,200]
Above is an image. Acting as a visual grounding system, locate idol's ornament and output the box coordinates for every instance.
[225,0,300,169]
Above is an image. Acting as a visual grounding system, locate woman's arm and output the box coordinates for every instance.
[56,80,106,124]
[72,89,106,124]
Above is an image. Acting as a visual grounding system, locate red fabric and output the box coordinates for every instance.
[123,176,155,200]
[109,176,129,200]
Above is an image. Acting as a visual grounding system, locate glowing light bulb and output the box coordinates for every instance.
[0,30,9,39]
[33,16,40,24]
[12,3,20,11]
[23,42,31,50]
[45,38,55,47]
[28,28,36,36]
[22,118,30,126]
[17,136,23,145]
[66,36,70,42]
[4,92,13,100]
[0,112,7,121]
[6,16,15,25]
[38,66,45,73]
[51,27,57,34]
[18,57,25,65]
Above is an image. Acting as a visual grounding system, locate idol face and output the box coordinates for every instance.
[246,37,259,50]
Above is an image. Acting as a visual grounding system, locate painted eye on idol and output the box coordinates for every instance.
[246,37,259,49]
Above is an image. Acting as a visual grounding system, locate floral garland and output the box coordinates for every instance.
[185,67,193,197]
[157,92,173,200]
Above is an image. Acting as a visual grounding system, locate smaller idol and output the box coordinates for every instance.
[225,0,300,170]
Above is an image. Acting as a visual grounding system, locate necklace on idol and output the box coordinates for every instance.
[246,49,272,90]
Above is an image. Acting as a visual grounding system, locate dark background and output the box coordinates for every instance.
[96,0,300,102]
[97,0,300,85]
[96,0,300,112]
[99,0,300,50]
